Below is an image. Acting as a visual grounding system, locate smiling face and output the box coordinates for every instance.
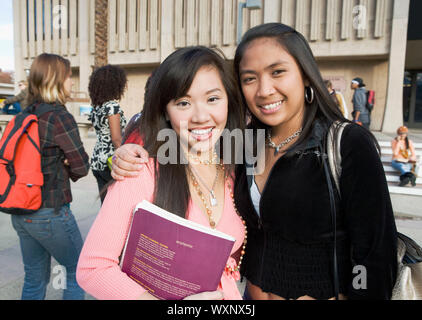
[239,37,306,134]
[166,65,228,154]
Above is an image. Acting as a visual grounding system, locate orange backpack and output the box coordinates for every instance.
[0,104,55,214]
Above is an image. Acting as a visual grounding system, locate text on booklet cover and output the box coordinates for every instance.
[121,200,235,300]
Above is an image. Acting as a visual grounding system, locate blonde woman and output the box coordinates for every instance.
[11,53,90,300]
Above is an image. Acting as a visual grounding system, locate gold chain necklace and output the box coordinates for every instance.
[187,150,219,165]
[187,164,247,273]
[187,165,219,227]
[189,164,219,207]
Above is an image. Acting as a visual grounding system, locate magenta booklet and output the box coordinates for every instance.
[120,200,235,300]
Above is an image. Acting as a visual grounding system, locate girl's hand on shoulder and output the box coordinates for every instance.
[111,144,149,180]
[183,291,224,300]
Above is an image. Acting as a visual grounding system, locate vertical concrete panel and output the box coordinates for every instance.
[149,0,159,50]
[280,0,294,27]
[70,0,78,55]
[249,5,262,29]
[109,0,117,53]
[61,0,68,56]
[52,0,61,54]
[222,0,232,45]
[310,0,322,41]
[263,0,280,23]
[36,0,44,55]
[325,0,336,40]
[90,0,95,54]
[118,0,126,52]
[374,0,387,38]
[186,0,196,46]
[13,0,25,83]
[44,0,52,53]
[139,0,147,51]
[174,0,186,48]
[79,0,90,93]
[210,0,220,46]
[382,0,410,132]
[295,0,308,36]
[198,0,210,46]
[20,0,29,59]
[341,0,353,40]
[28,0,36,58]
[128,0,137,51]
[161,0,174,61]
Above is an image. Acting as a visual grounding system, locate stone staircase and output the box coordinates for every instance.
[375,134,422,218]
[379,140,422,196]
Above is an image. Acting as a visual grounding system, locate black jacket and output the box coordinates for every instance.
[234,120,397,299]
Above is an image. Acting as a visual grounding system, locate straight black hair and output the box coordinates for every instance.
[234,23,380,157]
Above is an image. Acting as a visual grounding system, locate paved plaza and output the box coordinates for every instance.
[0,134,421,300]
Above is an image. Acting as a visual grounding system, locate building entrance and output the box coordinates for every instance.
[404,71,422,129]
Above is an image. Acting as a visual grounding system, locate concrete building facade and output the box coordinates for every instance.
[11,0,418,133]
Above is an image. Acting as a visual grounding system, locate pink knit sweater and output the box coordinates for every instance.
[76,159,245,300]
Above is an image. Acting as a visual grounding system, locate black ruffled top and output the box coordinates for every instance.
[234,121,397,300]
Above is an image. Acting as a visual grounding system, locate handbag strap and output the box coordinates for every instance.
[325,121,349,300]
[327,121,348,194]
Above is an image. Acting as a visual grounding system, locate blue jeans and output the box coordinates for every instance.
[391,160,412,175]
[11,205,85,300]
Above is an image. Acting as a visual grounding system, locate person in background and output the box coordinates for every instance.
[351,77,370,129]
[11,53,89,300]
[88,65,127,203]
[1,80,29,114]
[121,70,157,145]
[76,46,246,300]
[391,126,418,187]
[324,80,348,119]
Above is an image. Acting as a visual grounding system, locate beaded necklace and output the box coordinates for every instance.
[187,164,247,273]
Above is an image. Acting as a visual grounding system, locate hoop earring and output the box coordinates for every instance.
[305,86,314,104]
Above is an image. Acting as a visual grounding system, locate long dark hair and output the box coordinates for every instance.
[140,46,244,218]
[233,23,378,154]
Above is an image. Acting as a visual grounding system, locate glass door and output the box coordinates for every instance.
[404,71,422,128]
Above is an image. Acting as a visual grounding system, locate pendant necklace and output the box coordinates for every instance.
[188,164,220,207]
[267,128,302,156]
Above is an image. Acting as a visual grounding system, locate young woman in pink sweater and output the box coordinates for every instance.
[76,47,246,300]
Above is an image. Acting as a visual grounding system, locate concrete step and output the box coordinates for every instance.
[386,175,422,184]
[381,149,422,156]
[388,185,422,196]
[378,140,422,149]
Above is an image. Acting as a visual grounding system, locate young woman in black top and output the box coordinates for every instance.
[110,23,398,300]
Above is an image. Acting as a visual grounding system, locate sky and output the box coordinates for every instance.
[0,0,15,72]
